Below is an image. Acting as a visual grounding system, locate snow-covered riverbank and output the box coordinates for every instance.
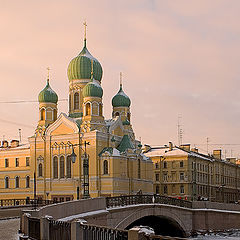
[189,229,240,239]
[0,218,19,240]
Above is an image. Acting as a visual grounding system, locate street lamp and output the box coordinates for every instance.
[70,147,77,163]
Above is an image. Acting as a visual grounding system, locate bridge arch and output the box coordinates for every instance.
[126,215,186,237]
[112,206,190,237]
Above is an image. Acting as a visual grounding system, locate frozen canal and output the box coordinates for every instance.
[0,218,19,240]
[189,230,240,239]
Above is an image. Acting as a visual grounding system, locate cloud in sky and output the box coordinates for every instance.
[1,0,240,157]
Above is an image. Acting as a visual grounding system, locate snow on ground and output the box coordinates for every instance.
[189,230,240,239]
[0,218,19,240]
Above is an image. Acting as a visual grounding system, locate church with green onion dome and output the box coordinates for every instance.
[0,22,153,203]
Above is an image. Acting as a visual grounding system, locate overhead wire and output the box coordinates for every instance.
[0,99,67,104]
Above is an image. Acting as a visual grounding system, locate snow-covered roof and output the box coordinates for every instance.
[140,153,150,161]
[0,142,30,151]
[105,119,115,127]
[99,147,121,157]
[145,146,214,162]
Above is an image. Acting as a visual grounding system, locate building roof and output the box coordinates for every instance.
[145,146,214,162]
[99,147,120,157]
[117,135,134,153]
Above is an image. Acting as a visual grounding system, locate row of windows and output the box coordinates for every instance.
[4,157,30,168]
[192,162,210,173]
[155,172,185,182]
[53,156,72,179]
[42,157,109,179]
[69,92,104,115]
[155,161,184,169]
[155,185,185,195]
[84,102,102,116]
[40,108,57,121]
[4,176,30,189]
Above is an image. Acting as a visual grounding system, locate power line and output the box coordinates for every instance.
[0,99,68,104]
[0,118,34,129]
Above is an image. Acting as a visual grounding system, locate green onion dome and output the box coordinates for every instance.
[112,84,131,107]
[67,40,103,82]
[82,79,103,98]
[38,80,58,104]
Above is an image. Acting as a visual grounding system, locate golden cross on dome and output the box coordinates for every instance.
[84,21,87,40]
[47,67,50,82]
[120,72,123,86]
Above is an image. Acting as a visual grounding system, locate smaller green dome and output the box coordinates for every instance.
[82,79,103,98]
[38,80,58,104]
[112,84,131,107]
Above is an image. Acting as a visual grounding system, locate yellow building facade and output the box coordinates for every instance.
[0,33,153,201]
[145,143,240,203]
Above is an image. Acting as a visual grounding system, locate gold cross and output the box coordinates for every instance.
[120,72,123,86]
[84,21,87,40]
[47,67,50,79]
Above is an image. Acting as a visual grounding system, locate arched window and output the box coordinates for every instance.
[138,159,141,179]
[74,92,79,110]
[127,112,130,122]
[53,156,58,179]
[69,94,72,110]
[103,160,108,175]
[41,109,45,120]
[66,156,71,178]
[99,104,103,116]
[86,103,91,116]
[15,176,19,188]
[60,156,65,178]
[115,112,120,117]
[53,109,57,121]
[156,185,159,194]
[5,176,9,189]
[26,176,30,188]
[38,163,43,177]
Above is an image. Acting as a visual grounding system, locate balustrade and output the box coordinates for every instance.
[106,194,192,209]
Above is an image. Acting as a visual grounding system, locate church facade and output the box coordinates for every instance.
[0,32,153,201]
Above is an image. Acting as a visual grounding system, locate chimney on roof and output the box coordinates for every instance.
[226,157,236,164]
[191,148,198,153]
[213,149,222,160]
[180,144,190,151]
[10,140,19,148]
[143,144,151,153]
[2,140,8,148]
[169,142,173,151]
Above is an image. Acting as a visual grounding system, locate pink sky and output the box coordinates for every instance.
[1,0,240,158]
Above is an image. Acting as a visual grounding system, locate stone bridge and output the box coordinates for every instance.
[21,195,240,238]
